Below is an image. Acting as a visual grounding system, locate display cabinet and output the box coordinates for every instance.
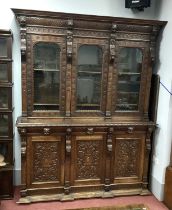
[12,8,166,203]
[0,30,13,199]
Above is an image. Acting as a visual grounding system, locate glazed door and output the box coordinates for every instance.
[71,38,109,116]
[112,40,150,118]
[27,135,65,190]
[27,35,67,116]
[70,130,106,190]
[111,133,145,184]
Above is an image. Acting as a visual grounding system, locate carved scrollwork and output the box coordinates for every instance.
[17,16,27,61]
[146,126,154,152]
[21,137,27,158]
[66,128,72,154]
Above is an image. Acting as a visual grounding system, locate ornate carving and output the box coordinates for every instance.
[116,32,150,42]
[76,141,101,179]
[43,128,50,135]
[18,16,27,61]
[27,17,66,27]
[107,127,113,152]
[66,128,72,154]
[33,142,60,182]
[109,24,117,62]
[150,26,160,63]
[117,24,152,33]
[67,19,73,63]
[115,139,140,177]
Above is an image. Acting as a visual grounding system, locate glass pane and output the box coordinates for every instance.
[116,48,143,111]
[0,88,9,109]
[0,114,9,136]
[0,64,8,81]
[33,43,60,110]
[77,45,102,111]
[0,38,7,57]
[0,144,8,166]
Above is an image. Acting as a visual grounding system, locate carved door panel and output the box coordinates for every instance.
[71,132,106,187]
[111,133,145,183]
[27,135,65,189]
[71,37,109,116]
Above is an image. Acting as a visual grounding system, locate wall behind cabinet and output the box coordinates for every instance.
[0,0,171,201]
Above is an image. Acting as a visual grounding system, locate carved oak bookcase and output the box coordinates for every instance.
[0,30,13,199]
[12,9,166,203]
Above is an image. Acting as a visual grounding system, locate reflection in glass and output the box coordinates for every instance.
[77,45,102,111]
[33,43,60,110]
[0,64,8,81]
[0,114,8,136]
[0,144,8,165]
[116,48,143,111]
[0,88,8,109]
[0,38,7,57]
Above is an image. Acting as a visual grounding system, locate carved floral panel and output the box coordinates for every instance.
[76,140,102,180]
[114,138,140,178]
[32,141,60,182]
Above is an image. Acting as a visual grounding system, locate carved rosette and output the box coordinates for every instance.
[43,127,50,135]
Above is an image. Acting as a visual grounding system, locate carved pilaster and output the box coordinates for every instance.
[150,25,160,64]
[66,19,73,63]
[18,128,27,158]
[109,24,117,62]
[142,126,154,191]
[104,127,114,192]
[66,127,72,154]
[64,127,72,195]
[65,19,73,117]
[105,24,117,117]
[17,16,27,62]
[18,127,27,192]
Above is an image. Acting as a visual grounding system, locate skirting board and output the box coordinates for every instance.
[150,175,164,201]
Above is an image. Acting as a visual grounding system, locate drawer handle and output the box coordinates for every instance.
[86,128,94,135]
[127,127,134,133]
